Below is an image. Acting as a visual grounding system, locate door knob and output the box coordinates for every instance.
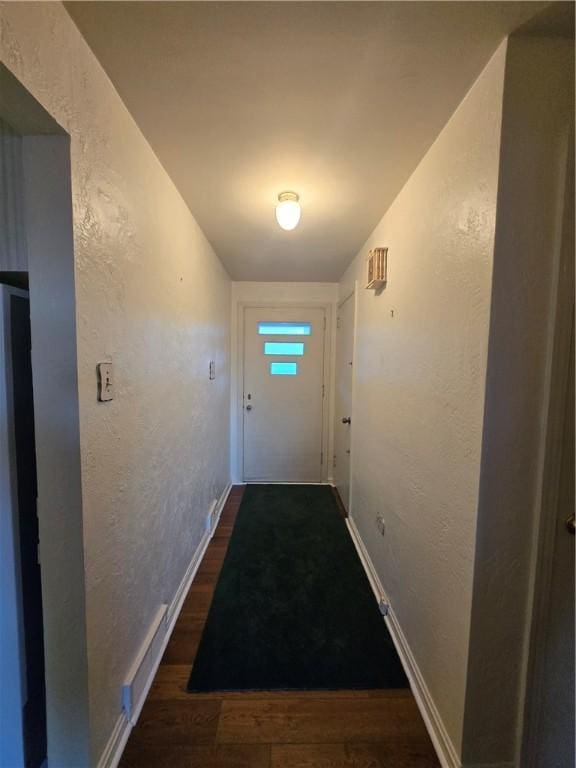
[341,417,351,424]
[566,515,575,535]
[246,404,252,411]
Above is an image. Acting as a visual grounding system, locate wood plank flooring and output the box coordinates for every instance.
[120,486,440,768]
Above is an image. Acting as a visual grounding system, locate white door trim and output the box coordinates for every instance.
[334,285,357,512]
[519,136,575,765]
[235,301,333,484]
[336,283,358,514]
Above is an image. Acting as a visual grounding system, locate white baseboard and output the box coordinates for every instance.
[212,482,233,529]
[385,606,461,768]
[97,482,232,768]
[122,603,168,726]
[467,764,514,768]
[165,481,232,630]
[346,516,389,606]
[95,711,131,768]
[346,514,461,768]
[243,481,330,485]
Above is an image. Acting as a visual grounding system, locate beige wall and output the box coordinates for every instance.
[340,32,574,767]
[463,35,574,766]
[339,43,508,760]
[2,4,572,767]
[0,3,231,764]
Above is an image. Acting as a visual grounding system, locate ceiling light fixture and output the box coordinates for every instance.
[275,191,301,231]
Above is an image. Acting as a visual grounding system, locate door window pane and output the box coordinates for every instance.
[270,362,298,376]
[264,342,304,356]
[258,322,311,336]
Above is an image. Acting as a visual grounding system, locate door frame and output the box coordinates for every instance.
[334,284,358,513]
[235,301,333,484]
[0,284,30,767]
[519,134,575,765]
[1,64,91,765]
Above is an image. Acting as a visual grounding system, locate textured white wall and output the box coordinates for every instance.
[463,36,574,766]
[339,44,507,757]
[1,3,231,764]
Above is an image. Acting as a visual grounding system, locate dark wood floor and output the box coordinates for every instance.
[120,485,440,767]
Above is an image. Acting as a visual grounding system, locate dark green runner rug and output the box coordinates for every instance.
[187,484,408,692]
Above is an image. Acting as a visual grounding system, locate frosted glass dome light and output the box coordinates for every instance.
[275,191,301,231]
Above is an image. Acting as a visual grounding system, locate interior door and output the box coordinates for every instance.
[334,292,355,512]
[529,322,574,768]
[243,306,326,482]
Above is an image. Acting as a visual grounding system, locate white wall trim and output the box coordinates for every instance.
[165,481,232,629]
[334,282,358,515]
[466,764,514,768]
[97,482,232,768]
[345,515,388,606]
[95,712,131,768]
[346,515,461,768]
[122,603,168,727]
[385,606,461,768]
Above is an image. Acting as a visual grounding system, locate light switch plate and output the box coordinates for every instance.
[97,362,113,401]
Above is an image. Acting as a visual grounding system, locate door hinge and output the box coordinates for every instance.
[333,454,337,468]
[323,316,326,331]
[337,316,341,329]
[320,451,324,464]
[321,384,325,398]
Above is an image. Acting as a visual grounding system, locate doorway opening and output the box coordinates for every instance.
[520,130,575,768]
[0,63,91,766]
[1,280,46,768]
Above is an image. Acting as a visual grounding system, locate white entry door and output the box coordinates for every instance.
[243,306,326,482]
[334,292,355,512]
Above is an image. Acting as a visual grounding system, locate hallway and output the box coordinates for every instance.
[120,486,439,768]
[0,3,573,768]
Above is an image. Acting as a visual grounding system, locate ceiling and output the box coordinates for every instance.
[66,1,551,281]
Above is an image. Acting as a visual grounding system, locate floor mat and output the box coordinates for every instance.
[188,484,408,692]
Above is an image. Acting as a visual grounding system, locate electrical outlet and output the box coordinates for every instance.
[376,514,386,536]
